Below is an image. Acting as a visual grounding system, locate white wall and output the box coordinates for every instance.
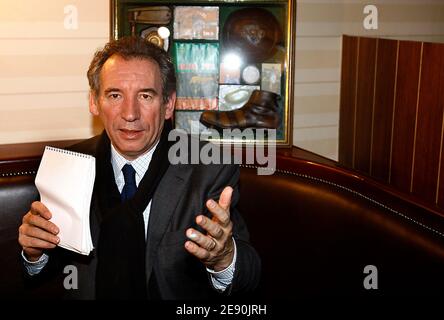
[0,0,108,144]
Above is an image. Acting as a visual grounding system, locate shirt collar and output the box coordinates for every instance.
[110,141,159,183]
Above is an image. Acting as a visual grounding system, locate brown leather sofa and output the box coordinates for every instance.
[1,147,444,299]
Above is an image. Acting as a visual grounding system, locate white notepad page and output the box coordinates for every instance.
[35,146,95,255]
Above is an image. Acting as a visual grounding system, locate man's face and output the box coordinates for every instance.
[89,55,175,160]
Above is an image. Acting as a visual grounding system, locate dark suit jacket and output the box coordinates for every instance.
[36,134,261,300]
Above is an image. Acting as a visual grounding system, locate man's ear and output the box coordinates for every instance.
[164,92,176,120]
[89,91,100,116]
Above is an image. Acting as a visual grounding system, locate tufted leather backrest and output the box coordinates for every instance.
[238,164,444,298]
[0,173,39,298]
[1,158,444,298]
[0,175,38,242]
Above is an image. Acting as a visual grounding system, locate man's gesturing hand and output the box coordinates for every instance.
[185,186,235,271]
[18,201,60,262]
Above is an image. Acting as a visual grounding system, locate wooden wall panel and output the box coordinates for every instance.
[438,111,444,208]
[340,35,444,210]
[412,43,444,203]
[294,1,444,161]
[370,39,398,182]
[338,36,358,167]
[390,41,422,194]
[354,37,377,174]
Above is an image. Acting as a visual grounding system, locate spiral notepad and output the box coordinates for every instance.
[35,146,95,255]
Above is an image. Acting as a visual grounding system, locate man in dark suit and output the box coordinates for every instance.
[18,36,260,299]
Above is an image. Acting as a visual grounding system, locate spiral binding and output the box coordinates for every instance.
[45,146,94,159]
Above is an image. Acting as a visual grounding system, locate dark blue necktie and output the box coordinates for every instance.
[121,164,137,202]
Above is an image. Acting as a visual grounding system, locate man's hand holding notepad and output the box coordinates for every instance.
[35,146,95,255]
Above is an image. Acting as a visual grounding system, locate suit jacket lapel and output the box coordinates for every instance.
[89,194,102,249]
[145,164,193,283]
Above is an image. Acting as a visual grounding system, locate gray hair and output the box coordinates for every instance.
[87,36,176,103]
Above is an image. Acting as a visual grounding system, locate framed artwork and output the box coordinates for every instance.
[110,0,295,147]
